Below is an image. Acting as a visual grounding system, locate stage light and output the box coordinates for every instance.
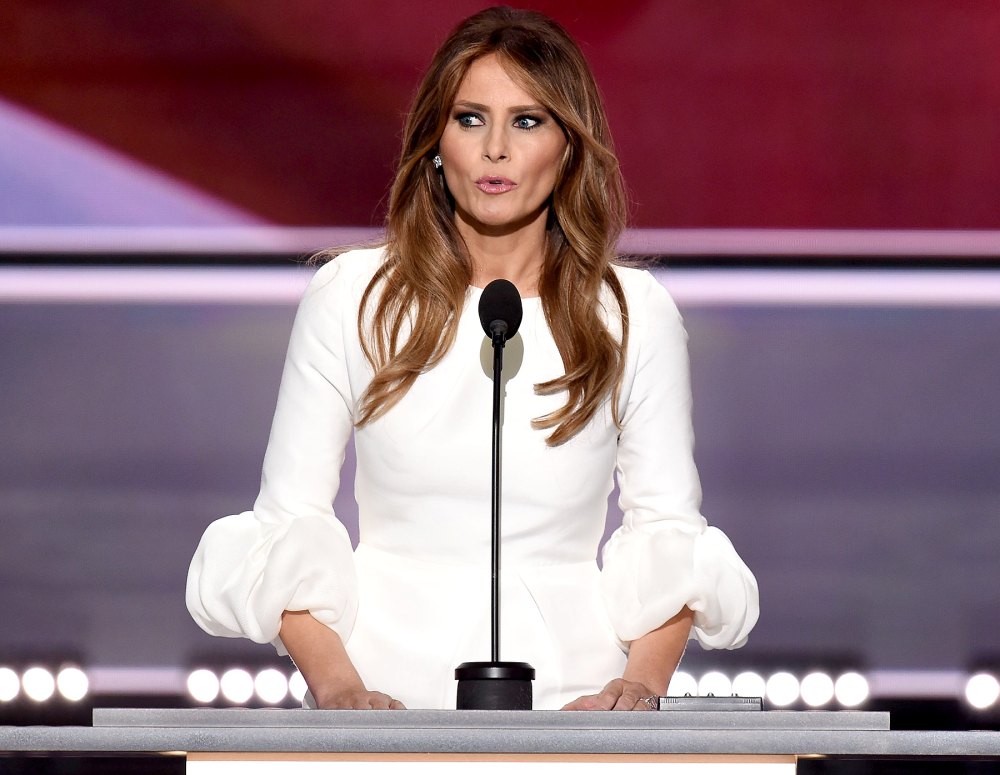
[965,673,1000,710]
[0,667,19,701]
[765,672,800,707]
[254,668,288,704]
[187,669,220,703]
[219,669,254,704]
[800,672,834,707]
[732,671,766,698]
[56,667,89,701]
[698,671,732,697]
[289,670,307,703]
[22,667,56,702]
[834,672,869,707]
[666,670,697,697]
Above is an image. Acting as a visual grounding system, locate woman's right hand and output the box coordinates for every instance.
[280,610,405,710]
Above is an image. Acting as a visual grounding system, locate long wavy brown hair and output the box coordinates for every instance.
[354,6,629,446]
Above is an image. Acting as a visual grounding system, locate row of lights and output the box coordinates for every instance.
[669,670,1000,711]
[187,668,307,705]
[667,670,869,708]
[184,668,869,708]
[4,664,1000,710]
[0,666,89,703]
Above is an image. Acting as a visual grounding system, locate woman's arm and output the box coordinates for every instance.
[576,273,755,712]
[280,610,405,709]
[187,258,367,647]
[561,606,693,710]
[622,605,694,694]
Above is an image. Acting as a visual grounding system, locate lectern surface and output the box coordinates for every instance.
[93,707,889,731]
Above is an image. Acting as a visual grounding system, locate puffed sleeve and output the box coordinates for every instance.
[600,271,759,650]
[186,257,362,654]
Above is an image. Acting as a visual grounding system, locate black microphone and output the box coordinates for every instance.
[456,278,534,710]
[478,279,523,345]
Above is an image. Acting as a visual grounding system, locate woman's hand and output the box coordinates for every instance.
[279,610,405,710]
[313,686,406,710]
[561,678,658,711]
[562,607,695,711]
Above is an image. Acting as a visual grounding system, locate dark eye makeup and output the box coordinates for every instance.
[452,111,545,130]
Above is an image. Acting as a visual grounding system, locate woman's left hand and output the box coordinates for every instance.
[561,678,658,711]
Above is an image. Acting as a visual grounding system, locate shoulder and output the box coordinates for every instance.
[610,263,684,331]
[304,246,387,305]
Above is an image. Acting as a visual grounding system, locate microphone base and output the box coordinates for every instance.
[455,661,535,710]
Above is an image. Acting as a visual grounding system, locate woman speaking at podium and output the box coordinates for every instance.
[187,6,758,711]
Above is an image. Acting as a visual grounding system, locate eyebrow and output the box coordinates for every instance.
[453,100,549,114]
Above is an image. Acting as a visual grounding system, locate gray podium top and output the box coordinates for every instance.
[1,709,1000,758]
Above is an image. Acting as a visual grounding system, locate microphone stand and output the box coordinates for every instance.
[490,327,503,663]
[455,318,535,710]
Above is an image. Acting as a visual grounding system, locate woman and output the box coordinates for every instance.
[187,6,758,711]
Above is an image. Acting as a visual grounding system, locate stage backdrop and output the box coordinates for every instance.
[1,1,999,230]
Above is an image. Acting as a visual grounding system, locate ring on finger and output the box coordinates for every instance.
[638,695,658,710]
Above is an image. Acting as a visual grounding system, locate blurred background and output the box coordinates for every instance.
[2,1,1000,770]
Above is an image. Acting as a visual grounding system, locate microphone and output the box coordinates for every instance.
[456,278,534,710]
[478,279,523,345]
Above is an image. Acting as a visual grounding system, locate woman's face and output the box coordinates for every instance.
[438,54,567,239]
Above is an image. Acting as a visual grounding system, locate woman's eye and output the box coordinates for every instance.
[456,113,484,128]
[514,115,541,130]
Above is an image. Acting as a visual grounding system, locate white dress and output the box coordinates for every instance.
[186,247,758,710]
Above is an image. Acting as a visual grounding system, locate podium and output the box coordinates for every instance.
[2,708,1000,772]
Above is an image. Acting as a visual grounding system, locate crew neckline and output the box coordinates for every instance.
[468,284,541,302]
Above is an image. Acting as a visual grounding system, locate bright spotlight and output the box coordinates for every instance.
[698,671,732,697]
[186,669,220,703]
[800,672,834,707]
[732,671,766,698]
[288,670,307,703]
[765,672,800,707]
[254,668,289,704]
[0,667,19,702]
[965,673,1000,710]
[220,669,254,704]
[834,672,869,707]
[56,667,89,702]
[666,670,697,697]
[22,667,56,702]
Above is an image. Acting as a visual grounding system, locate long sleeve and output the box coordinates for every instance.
[600,271,759,650]
[186,257,366,652]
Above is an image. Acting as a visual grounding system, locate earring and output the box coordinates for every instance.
[433,155,442,169]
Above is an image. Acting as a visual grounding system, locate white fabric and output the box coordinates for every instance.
[186,247,759,709]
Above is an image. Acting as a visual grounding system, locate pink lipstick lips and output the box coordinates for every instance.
[475,176,517,194]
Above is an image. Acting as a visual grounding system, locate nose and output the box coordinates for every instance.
[483,123,508,163]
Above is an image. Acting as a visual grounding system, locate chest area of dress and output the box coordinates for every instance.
[355,300,619,506]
